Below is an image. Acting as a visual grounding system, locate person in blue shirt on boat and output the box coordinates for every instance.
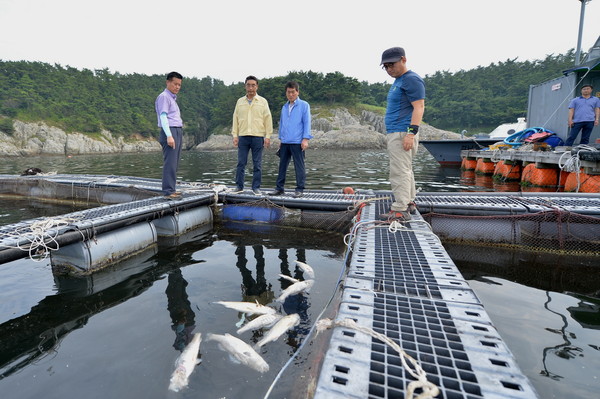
[379,47,425,222]
[155,71,184,199]
[269,81,312,198]
[566,84,600,147]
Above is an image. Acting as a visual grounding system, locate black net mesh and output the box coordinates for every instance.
[423,209,600,256]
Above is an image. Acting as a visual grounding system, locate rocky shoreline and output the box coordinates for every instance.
[0,108,460,156]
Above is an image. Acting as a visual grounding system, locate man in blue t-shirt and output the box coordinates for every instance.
[566,84,600,146]
[379,47,425,222]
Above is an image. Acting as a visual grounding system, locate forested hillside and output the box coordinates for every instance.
[0,50,577,140]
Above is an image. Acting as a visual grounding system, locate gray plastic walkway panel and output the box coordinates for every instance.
[348,226,466,288]
[415,194,600,216]
[314,201,539,398]
[314,289,539,399]
[0,192,215,264]
[220,190,374,212]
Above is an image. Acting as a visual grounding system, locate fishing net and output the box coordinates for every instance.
[422,209,600,256]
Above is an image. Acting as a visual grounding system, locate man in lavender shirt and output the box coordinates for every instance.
[155,72,184,199]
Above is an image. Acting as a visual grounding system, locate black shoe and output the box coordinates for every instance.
[268,190,284,196]
[293,191,303,198]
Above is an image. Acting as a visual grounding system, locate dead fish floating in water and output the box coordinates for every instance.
[295,260,315,279]
[255,313,300,348]
[214,300,277,316]
[275,279,314,303]
[278,273,300,284]
[207,333,269,373]
[237,313,283,335]
[168,332,202,392]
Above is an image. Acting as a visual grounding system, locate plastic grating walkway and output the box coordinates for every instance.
[0,192,215,263]
[0,173,215,193]
[415,193,600,216]
[314,200,538,398]
[220,189,375,212]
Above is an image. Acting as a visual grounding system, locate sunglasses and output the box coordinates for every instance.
[382,62,396,70]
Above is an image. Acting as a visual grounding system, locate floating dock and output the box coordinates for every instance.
[4,174,600,398]
[460,147,600,193]
[313,197,539,398]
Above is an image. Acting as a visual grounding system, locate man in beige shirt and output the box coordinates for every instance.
[231,75,273,195]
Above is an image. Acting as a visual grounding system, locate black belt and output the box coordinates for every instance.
[169,126,182,128]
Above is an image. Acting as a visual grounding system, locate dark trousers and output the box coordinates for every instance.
[159,127,183,195]
[566,121,594,146]
[275,143,306,192]
[236,136,264,190]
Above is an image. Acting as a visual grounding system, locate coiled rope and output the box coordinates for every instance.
[3,216,82,261]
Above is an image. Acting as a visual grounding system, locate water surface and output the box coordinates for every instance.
[0,149,598,398]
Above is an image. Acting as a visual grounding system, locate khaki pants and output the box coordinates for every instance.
[387,132,418,211]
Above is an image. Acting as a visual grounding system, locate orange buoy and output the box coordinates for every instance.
[475,158,495,175]
[342,187,355,194]
[564,171,600,193]
[493,161,522,181]
[521,164,558,187]
[461,157,477,170]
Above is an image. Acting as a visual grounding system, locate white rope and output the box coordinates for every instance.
[557,146,598,192]
[2,216,81,261]
[316,318,440,399]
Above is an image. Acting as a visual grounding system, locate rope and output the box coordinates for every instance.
[316,318,440,399]
[263,197,373,398]
[2,216,81,261]
[557,145,598,192]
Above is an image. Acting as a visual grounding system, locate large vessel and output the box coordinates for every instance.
[420,118,527,166]
[422,34,600,167]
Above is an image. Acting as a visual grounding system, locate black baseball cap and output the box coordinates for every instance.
[380,47,405,64]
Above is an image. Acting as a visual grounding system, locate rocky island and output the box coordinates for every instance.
[0,108,459,156]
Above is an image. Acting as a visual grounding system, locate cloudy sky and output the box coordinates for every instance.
[1,0,599,84]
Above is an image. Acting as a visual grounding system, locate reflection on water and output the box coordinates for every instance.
[454,243,600,398]
[0,222,345,399]
[167,269,197,352]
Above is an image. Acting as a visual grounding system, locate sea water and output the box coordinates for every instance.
[0,149,598,398]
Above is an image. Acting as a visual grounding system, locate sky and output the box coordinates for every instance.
[1,0,600,85]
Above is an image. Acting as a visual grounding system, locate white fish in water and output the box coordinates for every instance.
[207,333,269,373]
[235,312,246,328]
[237,313,282,335]
[295,260,315,279]
[168,333,202,392]
[275,279,314,303]
[214,301,277,316]
[255,313,300,348]
[278,273,300,284]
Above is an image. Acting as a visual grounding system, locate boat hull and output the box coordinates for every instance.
[420,139,500,166]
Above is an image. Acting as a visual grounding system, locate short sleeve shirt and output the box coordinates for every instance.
[385,71,425,133]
